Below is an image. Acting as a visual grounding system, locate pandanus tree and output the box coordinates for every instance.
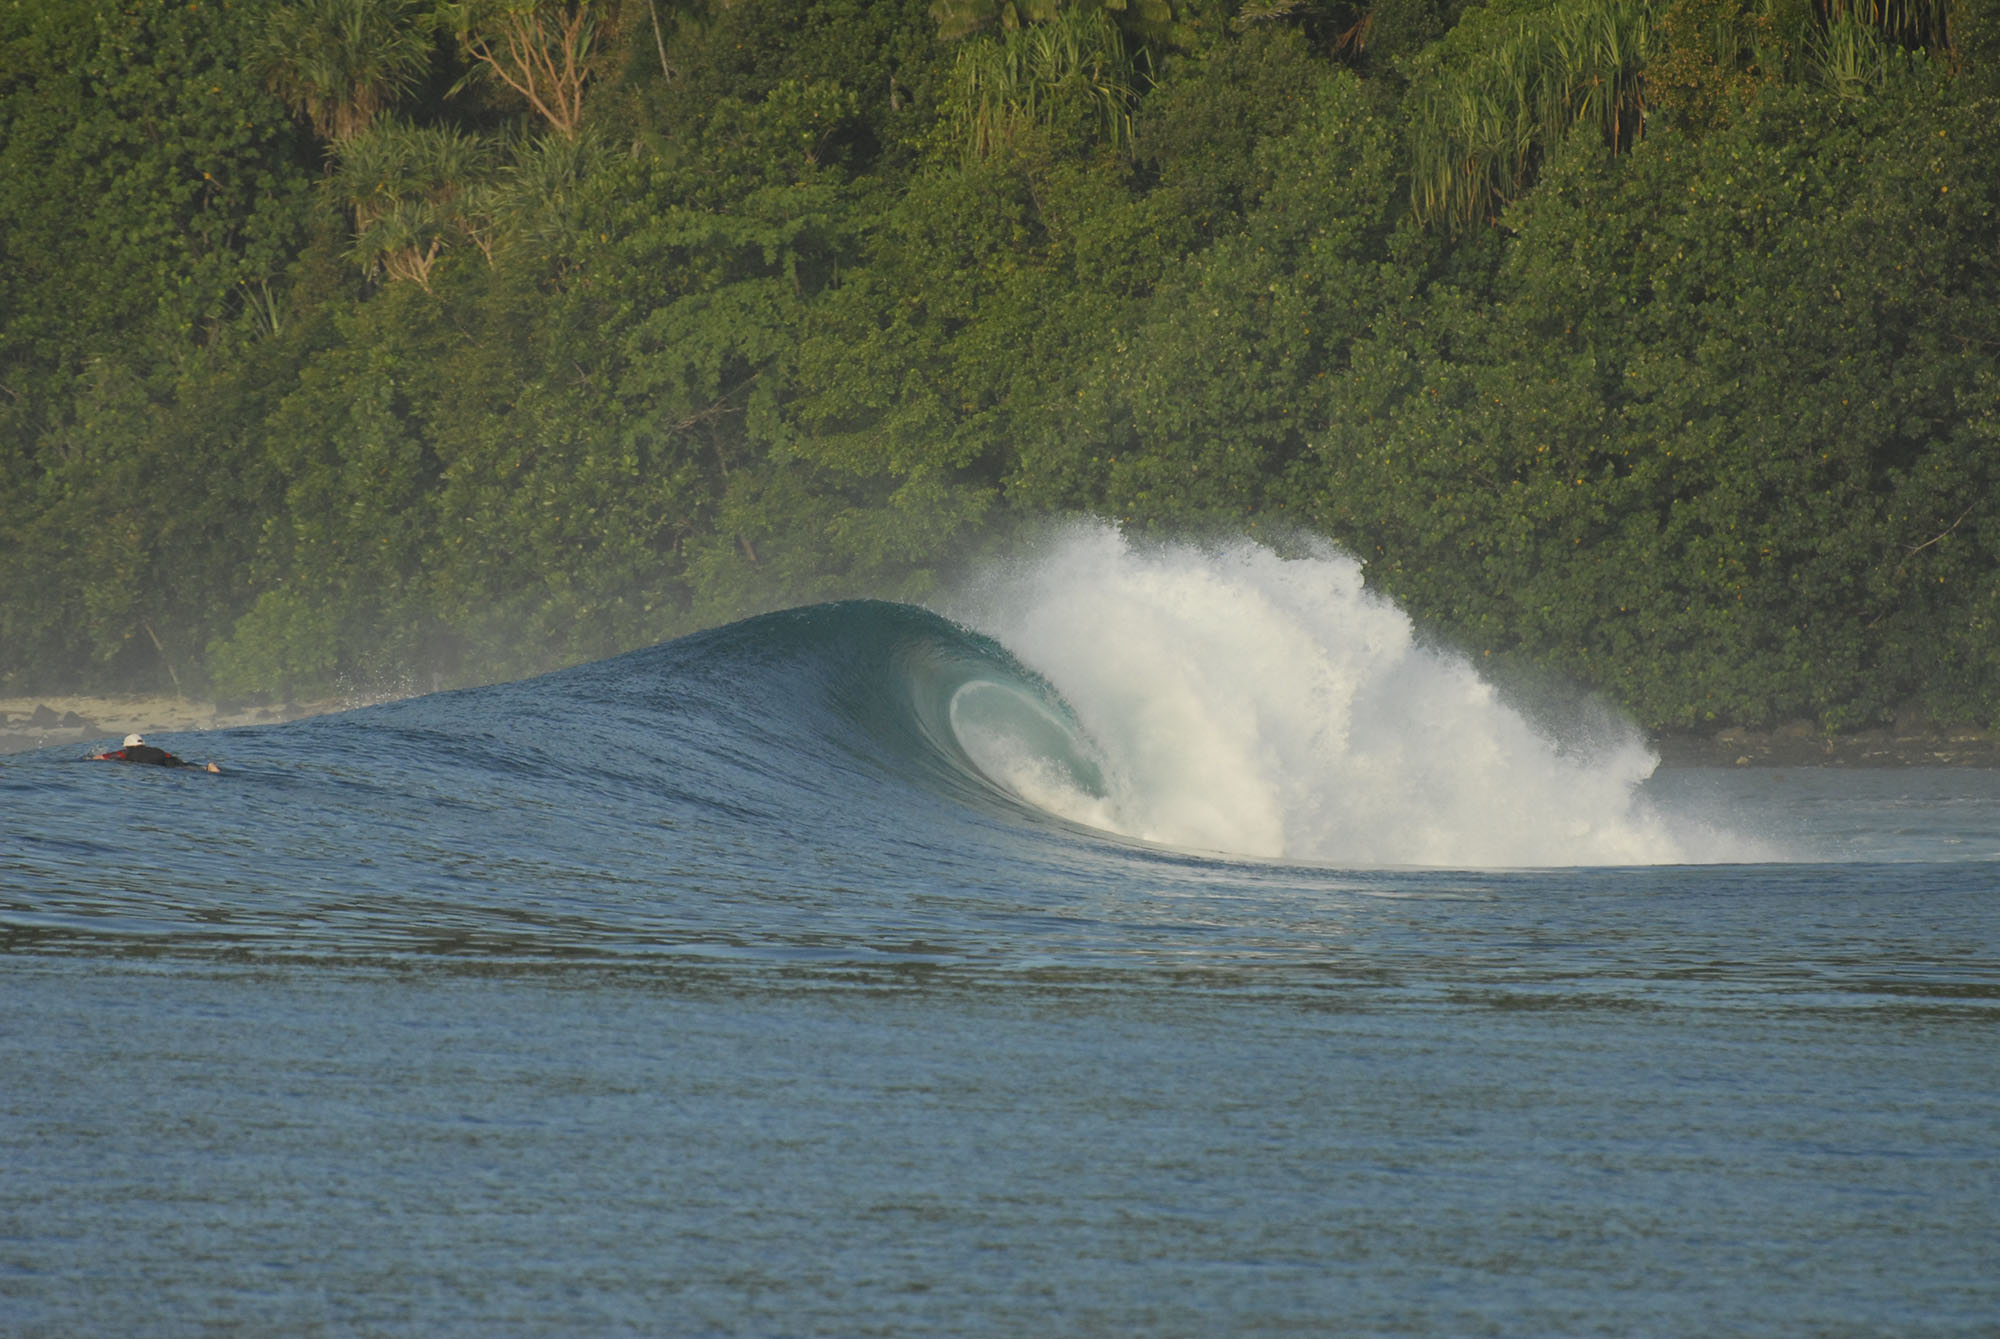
[1804,9,1952,96]
[1404,0,1660,234]
[331,119,496,290]
[255,0,437,144]
[1404,0,1966,234]
[1819,0,1952,50]
[939,4,1149,160]
[476,128,609,268]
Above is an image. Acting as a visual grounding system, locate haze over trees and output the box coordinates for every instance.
[2,0,1994,732]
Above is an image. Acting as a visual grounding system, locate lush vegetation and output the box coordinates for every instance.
[3,0,1995,731]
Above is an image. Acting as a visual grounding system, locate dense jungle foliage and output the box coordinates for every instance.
[2,0,1996,731]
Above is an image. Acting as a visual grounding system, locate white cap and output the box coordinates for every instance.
[124,733,144,747]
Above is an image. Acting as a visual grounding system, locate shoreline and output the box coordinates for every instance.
[6,692,1998,767]
[1650,722,2000,768]
[0,694,355,756]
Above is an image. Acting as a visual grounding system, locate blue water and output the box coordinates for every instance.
[5,555,1999,1335]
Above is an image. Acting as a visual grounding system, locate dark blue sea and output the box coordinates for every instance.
[4,533,1997,1336]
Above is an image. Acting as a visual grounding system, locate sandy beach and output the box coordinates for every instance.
[0,694,347,755]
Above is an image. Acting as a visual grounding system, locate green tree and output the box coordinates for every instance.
[0,0,314,689]
[331,118,497,289]
[1403,0,1659,234]
[938,4,1149,160]
[1015,66,1401,528]
[0,0,311,425]
[1305,72,2000,730]
[255,0,438,144]
[1133,22,1327,246]
[207,287,448,697]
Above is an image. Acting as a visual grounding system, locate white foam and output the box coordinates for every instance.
[945,523,1760,867]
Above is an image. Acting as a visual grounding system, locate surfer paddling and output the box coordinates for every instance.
[92,733,221,773]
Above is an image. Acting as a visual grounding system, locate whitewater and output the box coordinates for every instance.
[4,529,1996,1336]
[945,525,1749,866]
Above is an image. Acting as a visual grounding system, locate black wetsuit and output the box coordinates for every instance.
[109,744,193,766]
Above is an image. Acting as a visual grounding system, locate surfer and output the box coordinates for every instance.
[92,733,222,773]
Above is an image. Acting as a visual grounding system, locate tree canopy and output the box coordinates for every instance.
[2,0,1994,736]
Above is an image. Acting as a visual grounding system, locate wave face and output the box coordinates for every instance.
[5,600,1130,964]
[946,525,1748,866]
[558,595,1106,832]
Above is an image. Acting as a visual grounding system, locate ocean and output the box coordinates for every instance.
[4,529,1997,1336]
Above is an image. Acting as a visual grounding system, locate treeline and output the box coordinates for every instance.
[2,0,1996,730]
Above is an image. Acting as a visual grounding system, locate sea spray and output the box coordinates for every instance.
[945,523,1751,866]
